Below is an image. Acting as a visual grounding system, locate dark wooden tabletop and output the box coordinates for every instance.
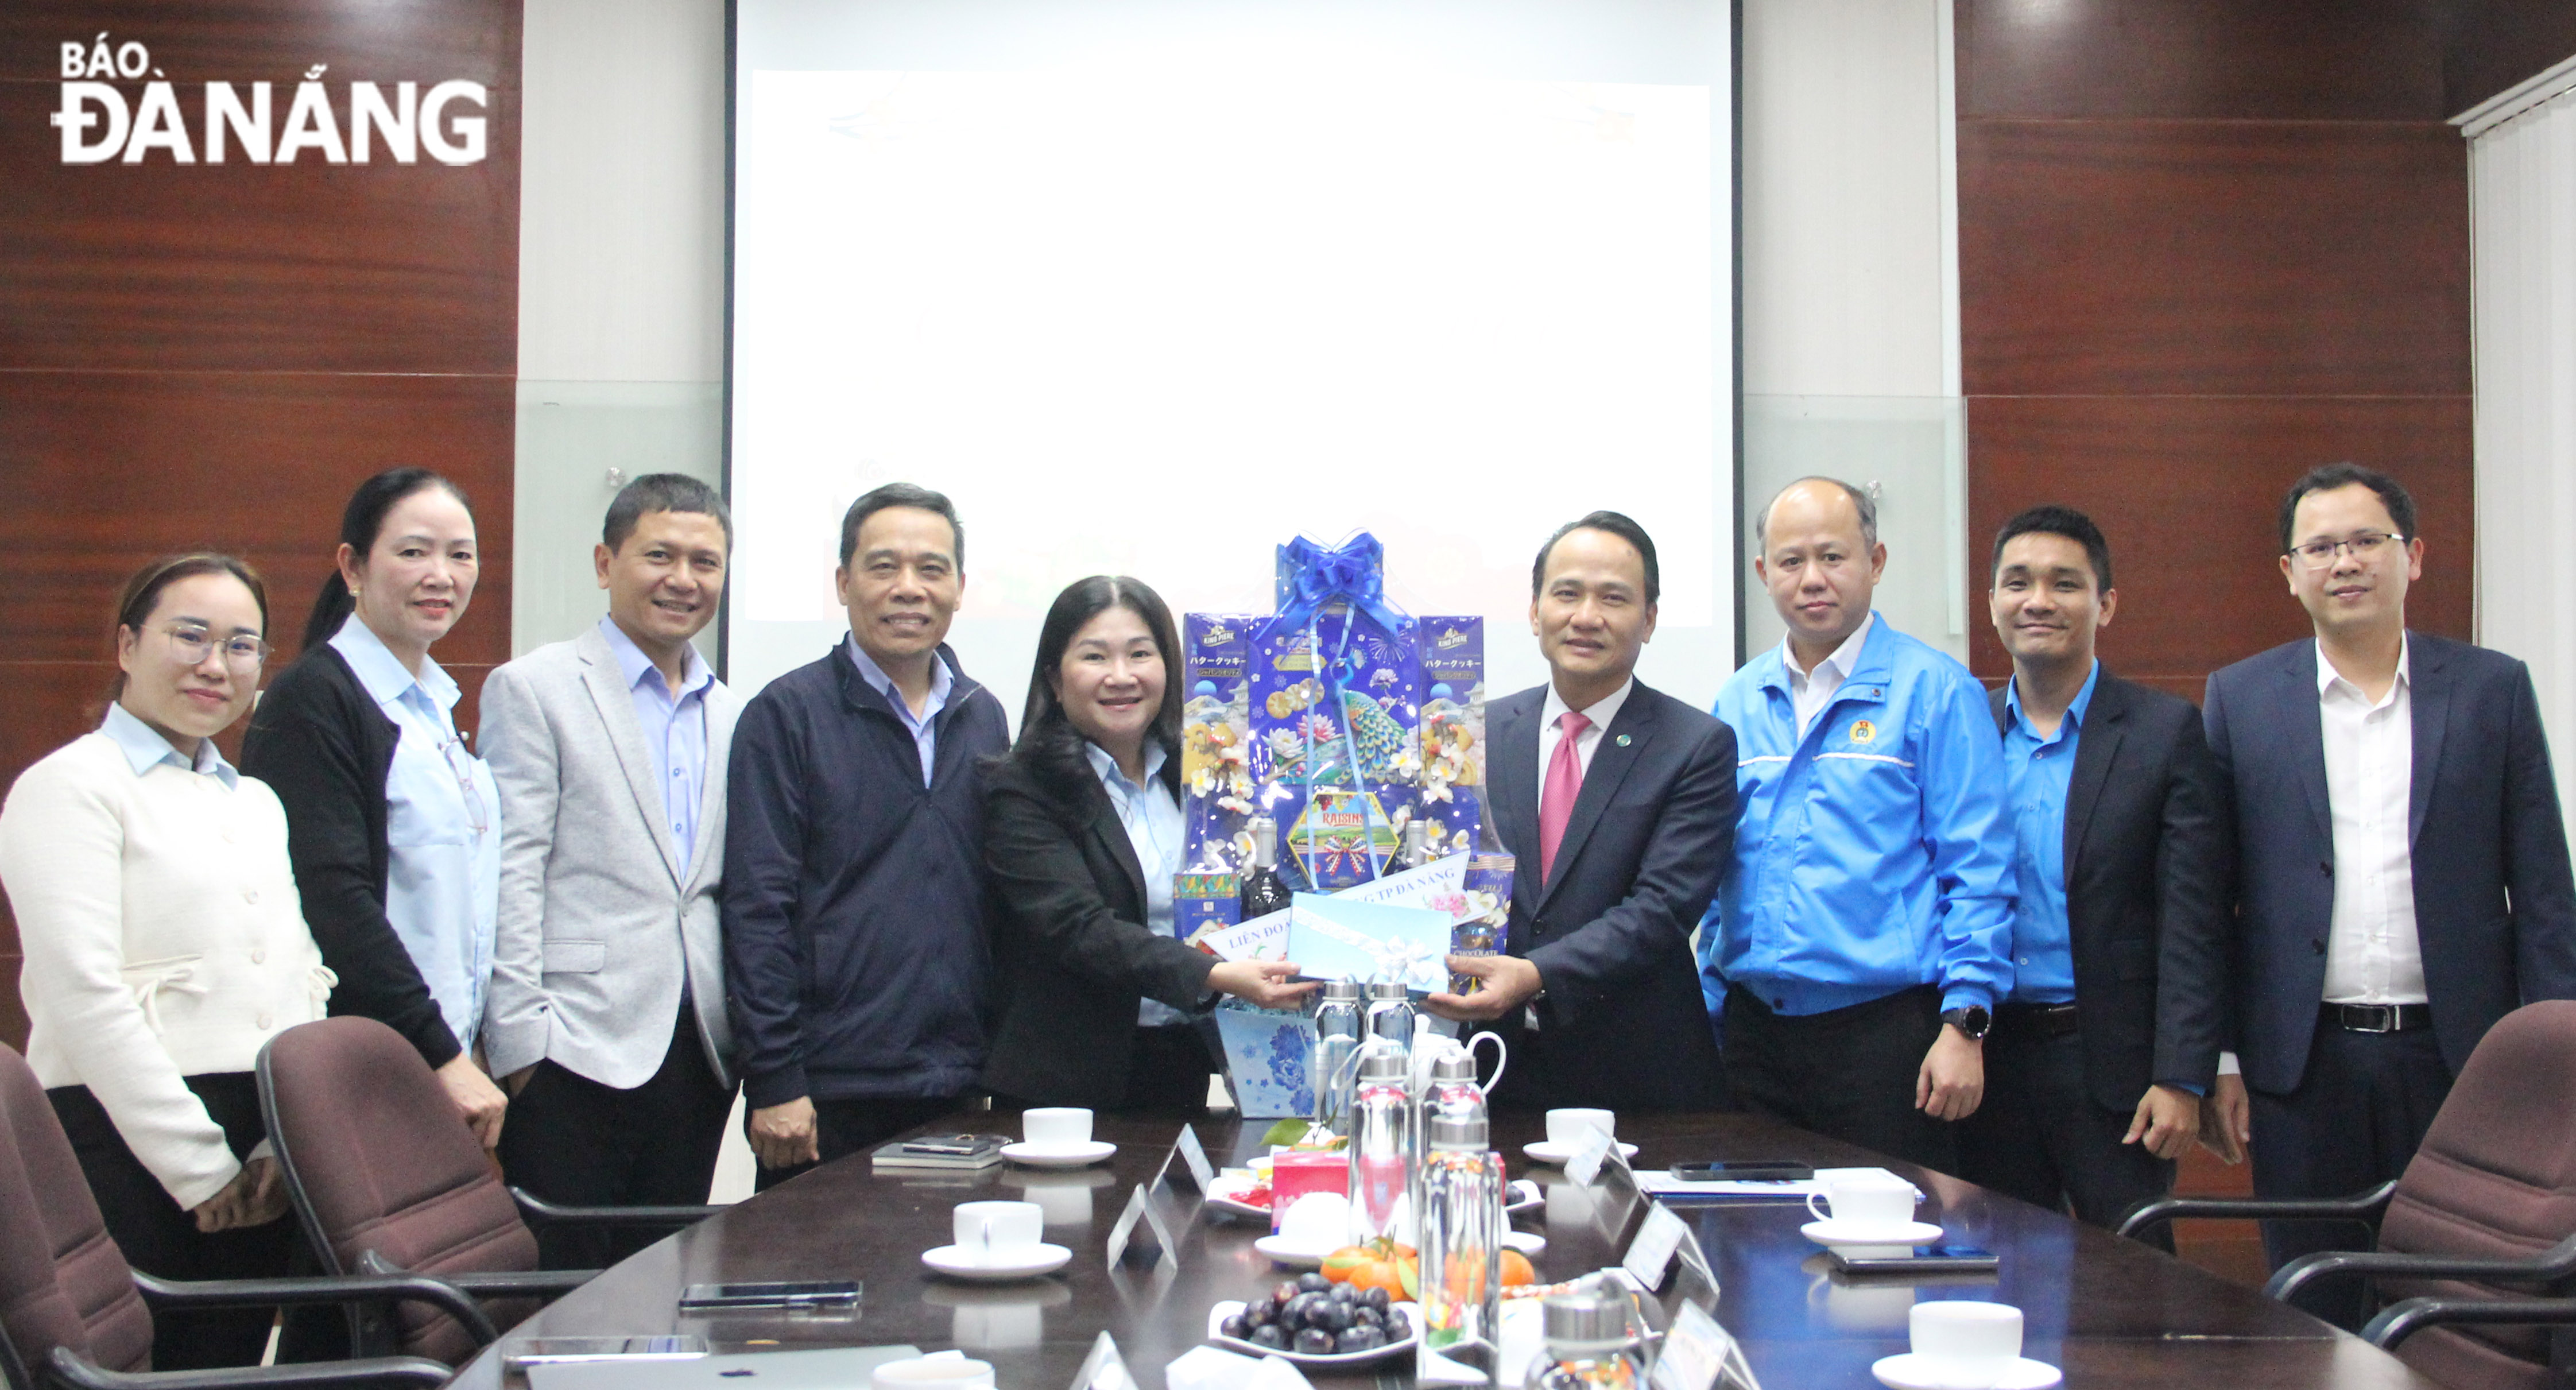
[447,1109,2444,1388]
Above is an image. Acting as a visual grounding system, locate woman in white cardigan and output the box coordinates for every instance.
[0,554,334,1369]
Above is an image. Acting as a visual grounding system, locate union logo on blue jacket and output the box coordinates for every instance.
[1697,613,2017,1019]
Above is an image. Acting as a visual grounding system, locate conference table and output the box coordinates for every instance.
[448,1110,2445,1389]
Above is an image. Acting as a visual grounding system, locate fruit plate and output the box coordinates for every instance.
[1206,1174,1272,1221]
[1205,1299,1421,1367]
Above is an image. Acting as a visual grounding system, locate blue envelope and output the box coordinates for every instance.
[1286,892,1454,993]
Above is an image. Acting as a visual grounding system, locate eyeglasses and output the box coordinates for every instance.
[2287,531,2406,569]
[437,735,491,837]
[158,624,269,672]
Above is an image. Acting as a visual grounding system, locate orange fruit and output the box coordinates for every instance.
[1501,1250,1536,1286]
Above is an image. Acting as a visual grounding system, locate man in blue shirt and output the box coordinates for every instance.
[1703,477,2015,1171]
[481,474,741,1264]
[1957,506,2229,1242]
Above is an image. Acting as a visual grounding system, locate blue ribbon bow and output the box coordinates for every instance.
[1274,534,1413,642]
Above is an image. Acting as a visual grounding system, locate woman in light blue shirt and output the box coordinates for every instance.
[241,468,508,1145]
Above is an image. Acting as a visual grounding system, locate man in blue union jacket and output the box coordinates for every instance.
[1700,477,2016,1172]
[724,483,1010,1189]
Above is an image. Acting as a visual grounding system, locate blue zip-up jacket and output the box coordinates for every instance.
[723,642,1008,1108]
[1698,613,2016,1018]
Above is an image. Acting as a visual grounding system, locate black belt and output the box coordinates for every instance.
[2322,1002,2432,1033]
[1997,1001,2081,1039]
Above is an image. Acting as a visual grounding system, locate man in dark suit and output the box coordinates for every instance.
[1958,506,2230,1243]
[1423,510,1736,1112]
[2205,462,2576,1319]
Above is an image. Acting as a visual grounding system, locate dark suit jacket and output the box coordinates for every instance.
[979,753,1219,1109]
[239,642,458,1068]
[1987,668,2230,1110]
[1482,679,1736,1112]
[2205,633,2576,1093]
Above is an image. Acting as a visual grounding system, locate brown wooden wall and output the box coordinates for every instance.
[0,1,521,1049]
[1956,0,2473,704]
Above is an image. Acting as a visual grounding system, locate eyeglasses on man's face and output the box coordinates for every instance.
[2287,531,2406,570]
[157,623,269,672]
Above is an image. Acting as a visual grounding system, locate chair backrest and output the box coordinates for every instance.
[0,1044,150,1387]
[2377,999,2576,1389]
[258,1018,536,1364]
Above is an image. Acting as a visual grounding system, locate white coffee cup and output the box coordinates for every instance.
[1806,1174,1917,1231]
[873,1354,998,1389]
[1908,1300,2023,1389]
[952,1201,1044,1262]
[1545,1108,1617,1148]
[1022,1107,1093,1149]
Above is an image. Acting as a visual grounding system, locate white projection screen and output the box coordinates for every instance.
[729,0,1738,719]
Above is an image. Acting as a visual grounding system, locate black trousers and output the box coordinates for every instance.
[2249,1017,2453,1329]
[751,1094,963,1193]
[993,1023,1217,1118]
[1723,984,1957,1172]
[1957,1017,2175,1249]
[49,1074,298,1370]
[496,1011,735,1269]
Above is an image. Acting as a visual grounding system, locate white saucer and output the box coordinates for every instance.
[1871,1352,2061,1389]
[1523,1140,1639,1166]
[1502,1230,1546,1255]
[1253,1235,1339,1268]
[921,1241,1072,1281]
[1803,1218,1944,1248]
[1000,1139,1117,1168]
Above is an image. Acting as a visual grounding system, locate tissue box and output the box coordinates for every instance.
[1268,1151,1351,1233]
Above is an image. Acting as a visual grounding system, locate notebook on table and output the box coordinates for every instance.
[527,1344,924,1390]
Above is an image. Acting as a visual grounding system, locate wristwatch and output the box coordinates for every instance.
[1940,1005,1992,1041]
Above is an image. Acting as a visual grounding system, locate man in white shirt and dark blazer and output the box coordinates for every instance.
[2203,462,2576,1324]
[480,475,741,1265]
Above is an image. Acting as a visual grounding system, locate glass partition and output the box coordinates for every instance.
[512,380,726,661]
[1738,393,1967,667]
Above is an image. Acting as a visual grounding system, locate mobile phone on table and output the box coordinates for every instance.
[502,1335,710,1366]
[902,1134,1003,1156]
[1667,1160,1815,1183]
[677,1280,862,1310]
[1826,1245,2001,1275]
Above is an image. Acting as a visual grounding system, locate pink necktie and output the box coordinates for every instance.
[1539,711,1591,882]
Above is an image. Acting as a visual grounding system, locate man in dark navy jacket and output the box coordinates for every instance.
[724,483,1010,1188]
[1423,510,1735,1112]
[2205,463,2576,1319]
[1961,506,2229,1243]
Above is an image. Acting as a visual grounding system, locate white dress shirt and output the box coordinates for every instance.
[1785,612,1876,738]
[1538,677,1636,787]
[2318,638,2426,1005]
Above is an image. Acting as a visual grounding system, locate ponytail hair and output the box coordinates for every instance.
[304,467,473,653]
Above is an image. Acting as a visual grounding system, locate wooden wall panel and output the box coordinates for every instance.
[1959,0,2445,121]
[1,371,515,664]
[1959,119,2469,399]
[1964,394,2473,684]
[0,0,519,1051]
[2445,0,2576,115]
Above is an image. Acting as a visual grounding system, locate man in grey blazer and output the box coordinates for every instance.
[481,475,740,1265]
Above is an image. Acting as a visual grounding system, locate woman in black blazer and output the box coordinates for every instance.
[981,576,1313,1114]
[239,467,509,1145]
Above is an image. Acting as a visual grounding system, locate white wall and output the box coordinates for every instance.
[2464,63,2576,850]
[1737,0,1966,661]
[514,0,730,657]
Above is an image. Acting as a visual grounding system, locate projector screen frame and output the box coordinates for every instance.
[718,0,1749,694]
